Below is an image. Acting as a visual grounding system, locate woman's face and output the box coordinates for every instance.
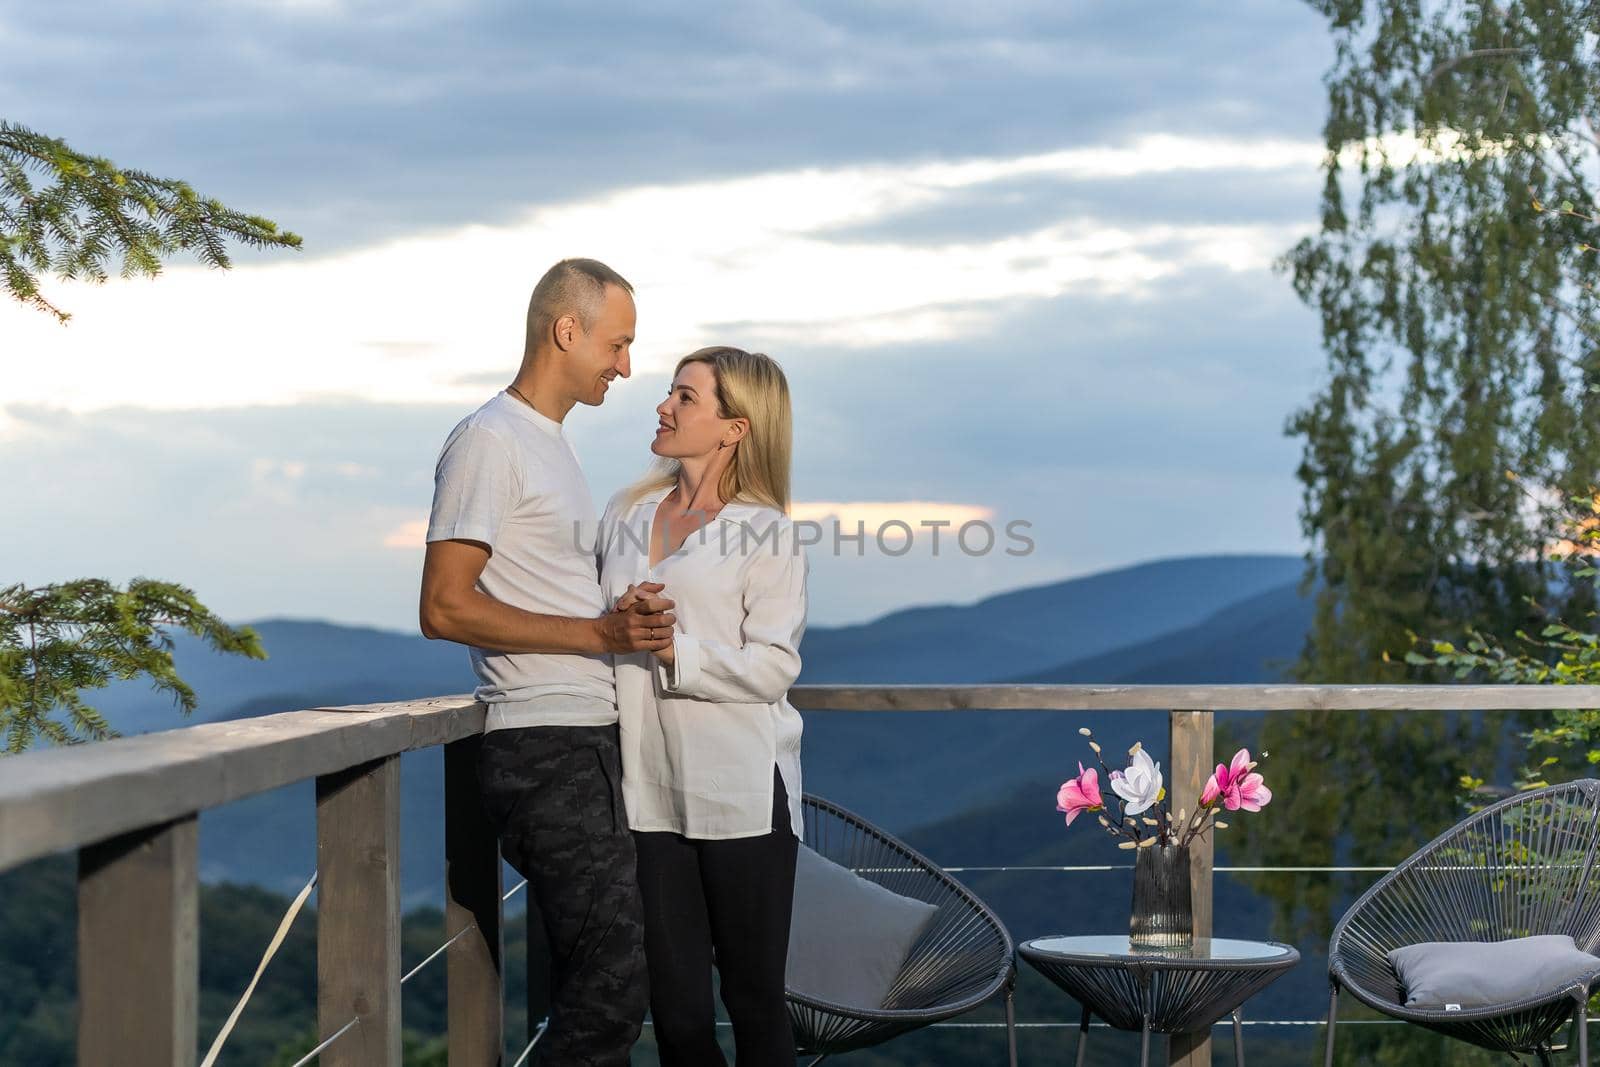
[653,361,738,459]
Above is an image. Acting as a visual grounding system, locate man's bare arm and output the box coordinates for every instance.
[419,539,673,654]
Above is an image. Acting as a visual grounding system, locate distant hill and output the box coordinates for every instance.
[798,554,1307,683]
[63,553,1312,901]
[1012,578,1313,684]
[88,619,473,737]
[800,574,1314,828]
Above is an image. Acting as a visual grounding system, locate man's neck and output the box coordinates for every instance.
[510,359,575,424]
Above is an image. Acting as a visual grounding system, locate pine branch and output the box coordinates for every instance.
[0,121,302,323]
[0,579,267,752]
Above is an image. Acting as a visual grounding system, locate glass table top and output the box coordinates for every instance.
[1024,935,1296,963]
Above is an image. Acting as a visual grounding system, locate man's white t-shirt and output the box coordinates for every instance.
[426,391,617,731]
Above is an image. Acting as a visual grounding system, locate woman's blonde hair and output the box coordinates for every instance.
[623,346,792,513]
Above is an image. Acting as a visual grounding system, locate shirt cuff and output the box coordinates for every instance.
[659,631,701,694]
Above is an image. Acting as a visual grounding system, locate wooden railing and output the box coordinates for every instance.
[0,696,489,1067]
[3,684,1599,1066]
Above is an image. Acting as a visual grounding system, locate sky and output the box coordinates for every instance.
[2,0,1336,629]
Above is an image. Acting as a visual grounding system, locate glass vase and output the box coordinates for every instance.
[1129,842,1194,949]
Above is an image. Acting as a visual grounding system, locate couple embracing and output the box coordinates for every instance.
[419,257,806,1066]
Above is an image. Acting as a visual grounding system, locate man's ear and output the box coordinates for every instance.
[553,312,579,352]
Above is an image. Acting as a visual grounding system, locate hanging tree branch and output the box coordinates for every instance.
[0,579,267,753]
[0,123,296,752]
[1425,46,1532,88]
[0,120,302,323]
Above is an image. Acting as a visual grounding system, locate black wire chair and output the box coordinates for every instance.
[1325,779,1600,1066]
[787,794,1017,1066]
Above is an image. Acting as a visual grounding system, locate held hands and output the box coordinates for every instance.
[612,580,663,614]
[598,581,676,663]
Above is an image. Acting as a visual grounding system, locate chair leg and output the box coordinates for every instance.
[1577,989,1590,1067]
[1140,1013,1151,1067]
[1004,982,1018,1067]
[1539,1045,1555,1067]
[1075,1004,1090,1067]
[1323,984,1339,1067]
[1232,1009,1244,1067]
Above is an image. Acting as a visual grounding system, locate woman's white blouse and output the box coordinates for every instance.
[598,486,808,840]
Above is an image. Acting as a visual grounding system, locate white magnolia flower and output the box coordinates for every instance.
[1110,746,1163,815]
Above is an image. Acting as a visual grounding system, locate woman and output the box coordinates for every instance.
[599,346,806,1067]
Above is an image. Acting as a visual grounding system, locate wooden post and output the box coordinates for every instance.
[317,756,401,1066]
[78,815,199,1067]
[1168,709,1214,1067]
[445,736,504,1065]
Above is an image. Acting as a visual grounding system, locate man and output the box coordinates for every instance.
[420,257,673,1064]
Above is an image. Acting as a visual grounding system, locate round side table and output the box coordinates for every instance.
[1017,935,1299,1067]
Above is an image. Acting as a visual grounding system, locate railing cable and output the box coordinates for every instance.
[200,870,319,1067]
[286,1016,359,1067]
[510,1018,548,1067]
[401,926,471,986]
[205,871,529,1064]
[304,876,532,1057]
[936,864,1397,873]
[199,854,1415,1063]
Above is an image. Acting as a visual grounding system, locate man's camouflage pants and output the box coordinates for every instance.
[479,723,647,1066]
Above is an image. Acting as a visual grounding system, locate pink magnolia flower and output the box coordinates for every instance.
[1056,763,1103,826]
[1234,771,1272,812]
[1201,748,1272,812]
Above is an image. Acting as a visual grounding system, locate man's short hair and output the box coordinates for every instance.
[525,258,634,354]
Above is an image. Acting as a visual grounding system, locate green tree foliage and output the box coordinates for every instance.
[1412,488,1600,791]
[0,858,533,1064]
[1235,0,1600,1021]
[0,120,301,322]
[0,579,266,751]
[2,122,298,750]
[1285,0,1600,683]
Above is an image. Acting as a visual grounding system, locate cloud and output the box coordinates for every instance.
[0,0,1332,250]
[253,459,308,481]
[2,134,1319,418]
[791,501,996,542]
[1,251,1318,629]
[0,0,1337,627]
[383,519,429,549]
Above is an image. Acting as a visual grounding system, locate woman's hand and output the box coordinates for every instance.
[613,580,666,613]
[651,636,675,667]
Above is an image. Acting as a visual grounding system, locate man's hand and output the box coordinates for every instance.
[597,588,677,654]
[422,540,653,655]
[608,581,677,664]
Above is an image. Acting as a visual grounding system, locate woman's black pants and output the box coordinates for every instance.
[633,770,799,1067]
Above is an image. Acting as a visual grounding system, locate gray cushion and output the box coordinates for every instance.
[786,843,940,1009]
[1388,934,1600,1010]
